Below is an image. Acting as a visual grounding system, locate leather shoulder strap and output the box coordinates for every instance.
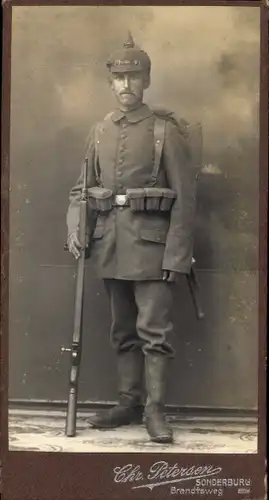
[94,123,103,186]
[94,113,114,186]
[95,114,167,187]
[150,117,166,186]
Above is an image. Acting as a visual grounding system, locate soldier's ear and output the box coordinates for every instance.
[108,74,114,89]
[143,73,151,90]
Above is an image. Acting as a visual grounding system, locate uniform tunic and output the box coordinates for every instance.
[67,103,196,280]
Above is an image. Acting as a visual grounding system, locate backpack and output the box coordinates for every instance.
[151,107,203,180]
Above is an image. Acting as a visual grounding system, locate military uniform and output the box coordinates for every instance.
[68,104,194,277]
[67,33,196,443]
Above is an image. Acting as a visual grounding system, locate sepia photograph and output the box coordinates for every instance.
[6,4,261,461]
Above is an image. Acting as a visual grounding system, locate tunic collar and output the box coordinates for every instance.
[111,103,153,123]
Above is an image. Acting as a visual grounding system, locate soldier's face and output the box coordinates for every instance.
[110,71,148,109]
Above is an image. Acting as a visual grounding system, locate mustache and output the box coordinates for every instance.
[120,91,134,95]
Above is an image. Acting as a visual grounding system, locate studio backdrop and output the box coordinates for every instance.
[9,5,260,413]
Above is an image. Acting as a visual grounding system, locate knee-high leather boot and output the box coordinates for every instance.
[88,350,144,428]
[144,354,173,443]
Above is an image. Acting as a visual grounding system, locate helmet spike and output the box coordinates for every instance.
[124,31,135,49]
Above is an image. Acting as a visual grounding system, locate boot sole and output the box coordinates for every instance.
[88,418,143,429]
[150,435,173,444]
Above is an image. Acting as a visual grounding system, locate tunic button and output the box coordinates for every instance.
[119,158,124,164]
[121,134,127,139]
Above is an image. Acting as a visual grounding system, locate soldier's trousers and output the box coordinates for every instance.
[103,279,175,358]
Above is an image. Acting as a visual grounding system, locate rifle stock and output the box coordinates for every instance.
[62,158,89,437]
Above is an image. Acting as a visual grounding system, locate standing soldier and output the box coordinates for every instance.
[67,32,196,444]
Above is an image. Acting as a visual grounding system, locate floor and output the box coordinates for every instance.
[8,409,258,453]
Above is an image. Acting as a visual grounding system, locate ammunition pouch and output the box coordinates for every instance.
[159,188,177,211]
[87,186,177,213]
[126,187,177,212]
[126,188,145,211]
[87,187,113,213]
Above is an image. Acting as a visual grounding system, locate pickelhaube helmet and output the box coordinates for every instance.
[106,31,151,74]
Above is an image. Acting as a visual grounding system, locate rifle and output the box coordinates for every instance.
[61,158,89,437]
[186,262,205,320]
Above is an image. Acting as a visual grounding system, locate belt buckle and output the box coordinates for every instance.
[115,194,127,206]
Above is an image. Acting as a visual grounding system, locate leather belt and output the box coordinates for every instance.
[113,194,130,207]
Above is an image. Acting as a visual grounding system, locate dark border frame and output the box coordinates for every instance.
[1,2,267,499]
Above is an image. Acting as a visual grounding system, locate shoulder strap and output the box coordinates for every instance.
[94,123,102,186]
[94,113,114,186]
[150,117,166,186]
[95,114,167,188]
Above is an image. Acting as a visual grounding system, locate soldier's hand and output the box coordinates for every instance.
[67,232,82,260]
[162,270,178,282]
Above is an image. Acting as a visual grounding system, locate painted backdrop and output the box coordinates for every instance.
[9,6,260,410]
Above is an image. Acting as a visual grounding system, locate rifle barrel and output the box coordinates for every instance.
[64,157,89,437]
